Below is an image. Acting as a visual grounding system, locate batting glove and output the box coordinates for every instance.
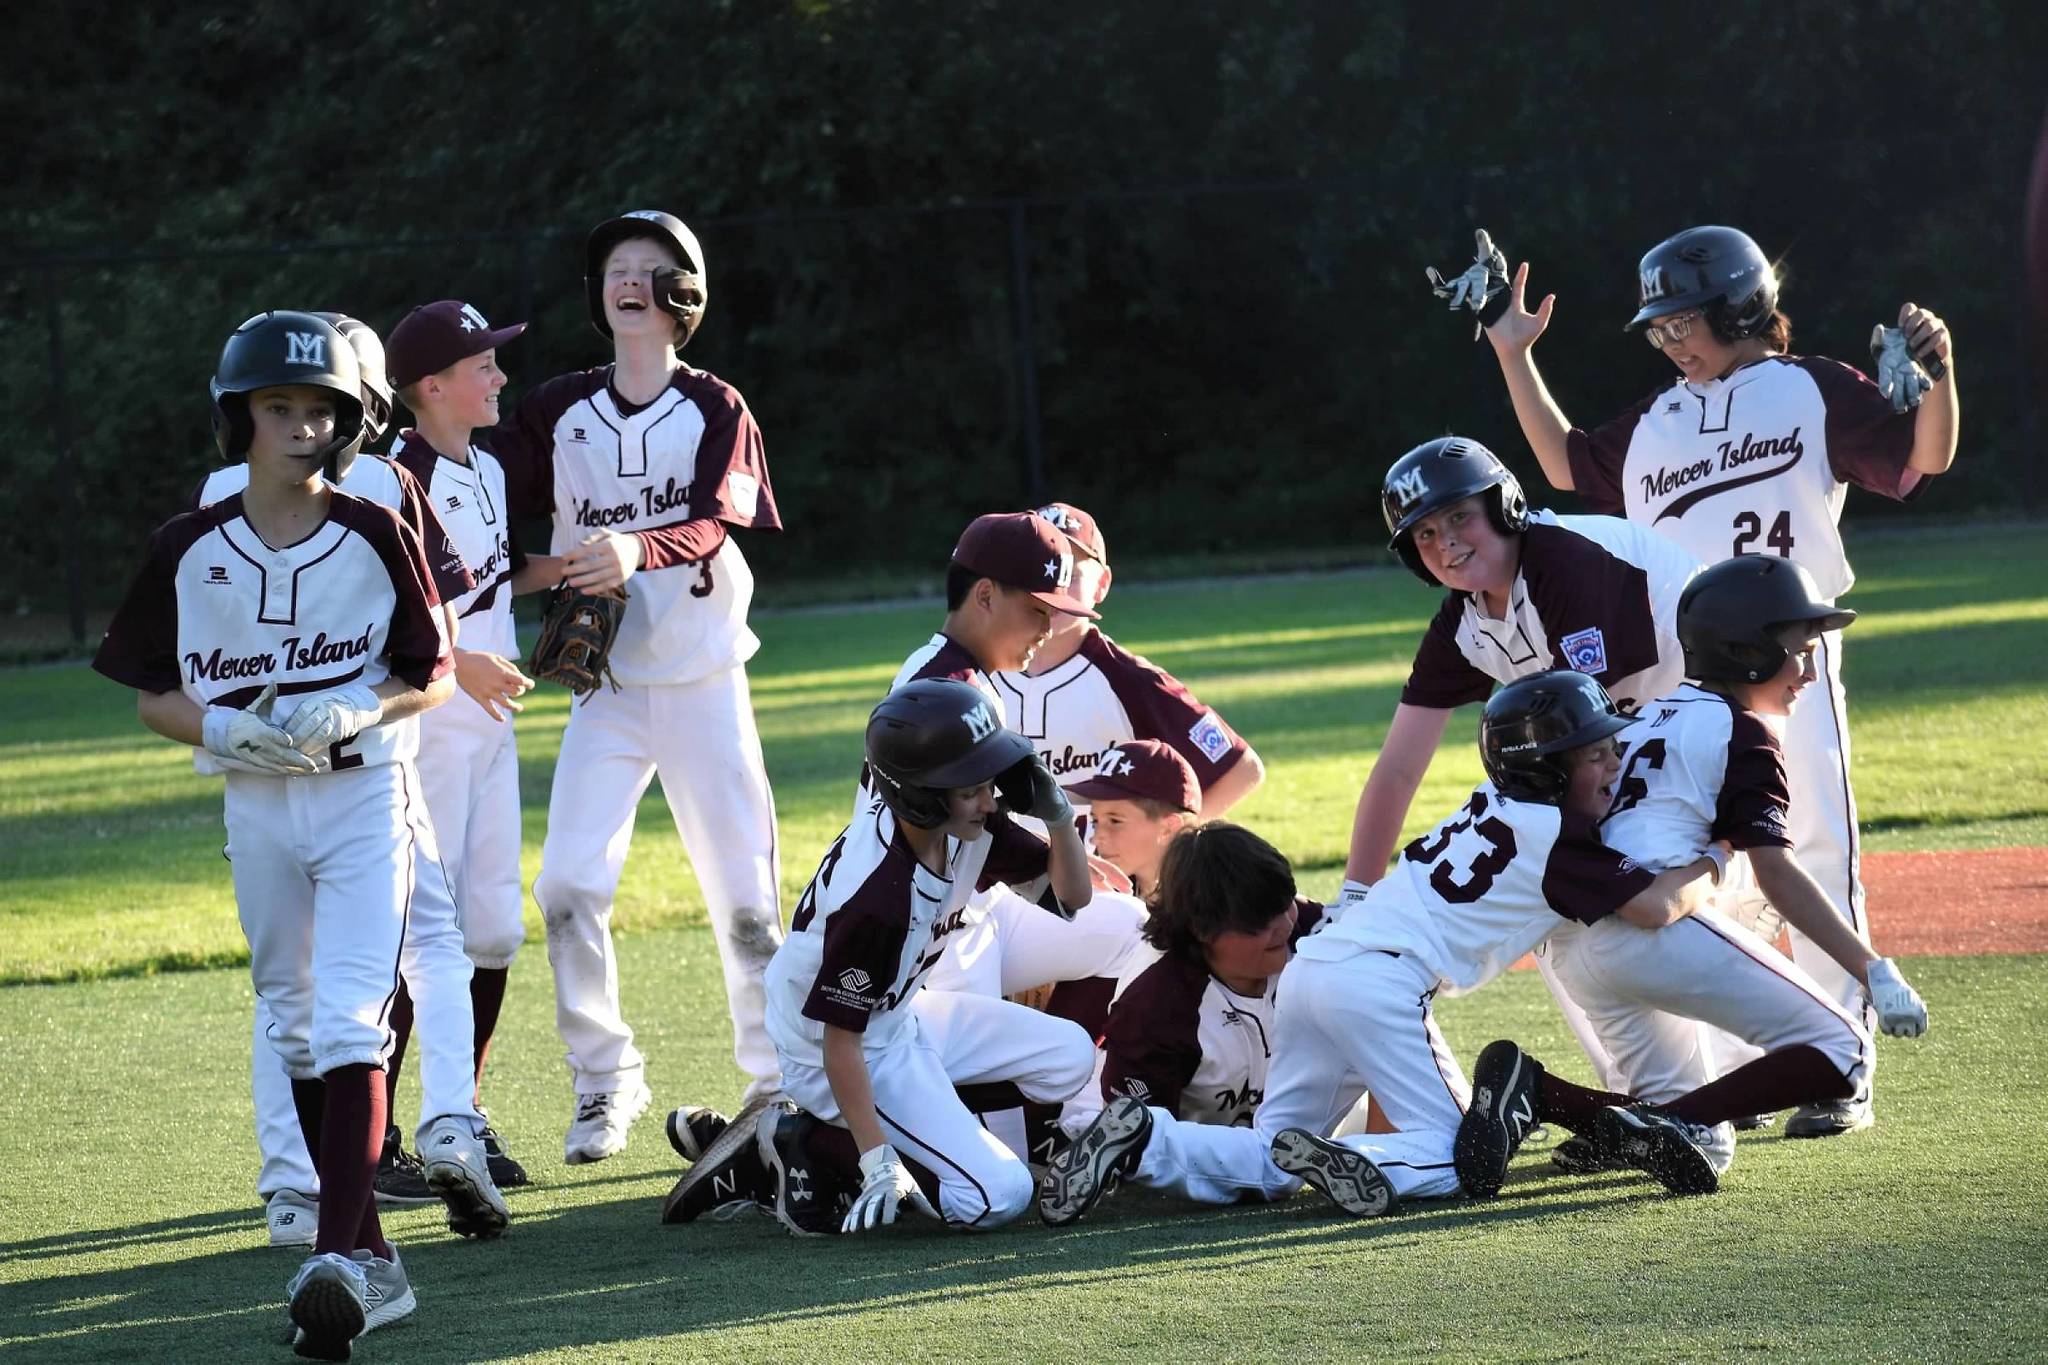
[281,683,383,755]
[842,1144,936,1234]
[202,683,318,776]
[1866,957,1928,1038]
[1324,878,1373,928]
[1869,324,1933,413]
[1425,228,1512,337]
[1002,753,1076,826]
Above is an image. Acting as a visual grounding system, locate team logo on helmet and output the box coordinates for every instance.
[963,700,998,743]
[1388,467,1429,512]
[284,332,326,367]
[1559,626,1609,675]
[1036,504,1081,533]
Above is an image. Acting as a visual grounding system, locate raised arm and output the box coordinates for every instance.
[1485,262,1577,491]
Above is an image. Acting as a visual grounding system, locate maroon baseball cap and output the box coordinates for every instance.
[386,300,527,389]
[1068,739,1201,813]
[950,513,1100,618]
[1034,501,1107,562]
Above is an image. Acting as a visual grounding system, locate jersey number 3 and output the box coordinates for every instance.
[1402,791,1518,904]
[1731,509,1794,558]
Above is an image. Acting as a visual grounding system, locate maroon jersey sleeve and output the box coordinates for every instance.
[1521,521,1662,695]
[329,495,452,692]
[1712,710,1795,850]
[1564,386,1664,515]
[1542,812,1656,924]
[978,809,1052,890]
[383,459,476,602]
[1795,356,1923,500]
[485,370,601,522]
[1287,897,1326,945]
[1400,596,1494,709]
[675,370,781,532]
[1080,631,1249,783]
[634,518,728,571]
[801,858,917,1033]
[1098,956,1206,1113]
[92,512,217,695]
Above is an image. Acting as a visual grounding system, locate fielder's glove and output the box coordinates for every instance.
[1426,228,1512,338]
[842,1144,936,1233]
[1000,753,1075,826]
[1869,324,1935,412]
[530,582,628,698]
[202,683,318,775]
[281,683,384,755]
[1866,957,1928,1038]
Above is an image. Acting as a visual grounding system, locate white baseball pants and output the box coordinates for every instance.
[413,685,525,968]
[923,887,1146,997]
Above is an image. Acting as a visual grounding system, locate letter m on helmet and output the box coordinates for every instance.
[1388,467,1429,515]
[963,701,998,743]
[285,332,326,367]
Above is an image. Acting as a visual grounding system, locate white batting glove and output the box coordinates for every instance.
[1425,228,1511,337]
[202,683,318,776]
[1869,324,1933,413]
[1866,957,1928,1038]
[841,1144,935,1234]
[280,683,383,755]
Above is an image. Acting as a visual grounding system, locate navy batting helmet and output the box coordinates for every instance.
[586,210,708,346]
[311,313,394,449]
[865,679,1038,829]
[1480,670,1632,805]
[1627,226,1778,340]
[209,311,367,481]
[1382,437,1530,584]
[1679,555,1856,684]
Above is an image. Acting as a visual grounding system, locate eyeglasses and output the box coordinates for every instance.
[1643,312,1700,349]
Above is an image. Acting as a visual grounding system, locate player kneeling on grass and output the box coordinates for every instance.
[660,679,1097,1234]
[1459,556,1927,1196]
[1039,821,1333,1224]
[95,311,456,1359]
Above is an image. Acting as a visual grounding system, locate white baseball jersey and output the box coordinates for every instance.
[1566,355,1922,599]
[992,627,1249,812]
[95,492,450,773]
[1599,684,1796,870]
[1301,782,1656,995]
[389,431,523,660]
[764,800,1050,1068]
[1402,511,1700,714]
[495,364,781,686]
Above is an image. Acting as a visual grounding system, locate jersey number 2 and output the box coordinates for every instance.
[1402,791,1518,904]
[1731,510,1794,558]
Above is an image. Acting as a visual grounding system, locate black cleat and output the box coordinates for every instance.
[371,1125,435,1207]
[756,1106,844,1237]
[1038,1096,1151,1226]
[1270,1128,1399,1217]
[479,1124,530,1189]
[666,1105,733,1163]
[660,1103,769,1225]
[1549,1132,1619,1175]
[1598,1104,1720,1195]
[1454,1040,1544,1198]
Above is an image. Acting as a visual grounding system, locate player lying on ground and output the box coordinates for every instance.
[661,679,1096,1235]
[1460,557,1928,1196]
[97,311,456,1358]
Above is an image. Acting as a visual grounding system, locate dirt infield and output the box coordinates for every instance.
[1865,848,2048,956]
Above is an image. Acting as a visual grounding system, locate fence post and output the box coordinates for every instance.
[43,269,84,649]
[1006,200,1049,505]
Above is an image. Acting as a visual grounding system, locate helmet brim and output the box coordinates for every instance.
[916,727,1037,791]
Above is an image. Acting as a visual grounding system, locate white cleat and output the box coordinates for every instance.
[421,1116,511,1238]
[564,1081,654,1165]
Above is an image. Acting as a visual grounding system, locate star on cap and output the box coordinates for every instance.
[1115,757,1134,776]
[1044,558,1059,580]
[460,315,481,332]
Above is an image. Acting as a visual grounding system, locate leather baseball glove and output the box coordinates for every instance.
[530,583,627,697]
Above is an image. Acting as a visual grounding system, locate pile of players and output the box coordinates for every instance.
[91,212,1953,1358]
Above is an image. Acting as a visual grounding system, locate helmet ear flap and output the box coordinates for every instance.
[212,392,253,460]
[1485,479,1529,536]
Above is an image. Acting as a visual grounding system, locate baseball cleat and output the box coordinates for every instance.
[421,1117,511,1239]
[662,1100,772,1225]
[1549,1133,1619,1176]
[666,1105,732,1163]
[756,1105,844,1237]
[1038,1095,1151,1226]
[1731,1111,1778,1132]
[267,1190,318,1249]
[564,1080,654,1165]
[349,1244,417,1336]
[1597,1104,1720,1195]
[1785,1095,1873,1139]
[372,1126,436,1206]
[286,1251,367,1361]
[478,1123,530,1189]
[1270,1129,1399,1218]
[1455,1039,1545,1198]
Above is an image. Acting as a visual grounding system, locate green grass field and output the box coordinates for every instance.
[3,522,2046,1361]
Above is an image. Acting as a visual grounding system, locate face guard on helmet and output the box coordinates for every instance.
[1479,670,1632,805]
[1627,226,1779,342]
[586,210,708,347]
[310,312,394,448]
[1381,436,1530,584]
[865,678,1039,829]
[209,311,367,481]
[1679,554,1857,684]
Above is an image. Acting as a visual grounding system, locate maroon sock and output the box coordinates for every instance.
[1662,1046,1853,1127]
[383,982,414,1117]
[1043,977,1116,1038]
[1538,1072,1636,1135]
[315,1063,392,1259]
[470,966,510,1097]
[290,1078,327,1167]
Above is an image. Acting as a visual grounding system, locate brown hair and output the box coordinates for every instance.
[1710,307,1793,353]
[1142,821,1296,963]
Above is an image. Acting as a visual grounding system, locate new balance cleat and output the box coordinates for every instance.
[1271,1129,1399,1218]
[1038,1096,1151,1227]
[1454,1039,1545,1198]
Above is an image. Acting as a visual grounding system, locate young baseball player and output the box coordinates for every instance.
[991,502,1264,829]
[662,680,1097,1235]
[1068,739,1201,898]
[1484,225,1958,1136]
[1046,671,1728,1223]
[491,210,786,1162]
[1467,556,1928,1192]
[195,315,509,1245]
[97,310,455,1356]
